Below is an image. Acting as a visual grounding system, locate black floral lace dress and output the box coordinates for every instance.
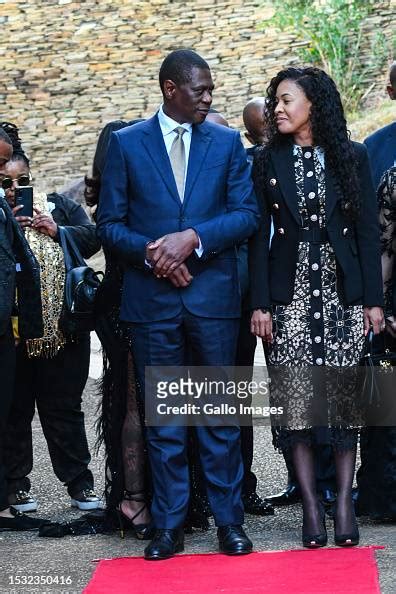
[268,146,365,451]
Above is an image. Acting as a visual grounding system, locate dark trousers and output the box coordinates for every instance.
[235,310,258,495]
[130,309,244,529]
[0,326,16,511]
[5,334,93,497]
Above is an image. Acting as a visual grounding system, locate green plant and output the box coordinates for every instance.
[261,0,390,113]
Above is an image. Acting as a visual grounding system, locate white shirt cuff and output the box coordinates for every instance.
[195,235,203,258]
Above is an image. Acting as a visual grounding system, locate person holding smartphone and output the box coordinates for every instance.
[0,127,49,530]
[0,122,101,514]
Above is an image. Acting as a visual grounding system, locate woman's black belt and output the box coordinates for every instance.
[299,228,328,244]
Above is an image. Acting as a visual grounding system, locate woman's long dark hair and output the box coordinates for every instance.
[264,67,360,220]
[84,119,144,213]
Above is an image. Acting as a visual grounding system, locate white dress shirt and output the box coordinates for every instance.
[156,105,203,256]
[158,104,192,191]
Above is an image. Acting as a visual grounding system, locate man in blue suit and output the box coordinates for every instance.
[364,61,396,189]
[97,49,259,560]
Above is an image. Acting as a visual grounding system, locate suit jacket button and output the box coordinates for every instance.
[270,178,277,186]
[273,203,279,210]
[342,227,348,236]
[278,227,285,235]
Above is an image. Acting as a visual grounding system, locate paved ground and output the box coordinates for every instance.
[0,341,395,593]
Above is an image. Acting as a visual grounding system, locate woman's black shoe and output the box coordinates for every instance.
[334,527,359,547]
[116,491,154,540]
[333,502,360,546]
[302,503,327,548]
[0,507,49,531]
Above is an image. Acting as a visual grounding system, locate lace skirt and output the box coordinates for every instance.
[267,242,365,451]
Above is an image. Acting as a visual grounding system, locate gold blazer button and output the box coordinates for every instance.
[270,178,277,186]
[278,227,285,234]
[273,203,279,210]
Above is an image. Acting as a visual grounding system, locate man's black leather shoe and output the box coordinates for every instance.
[242,492,275,516]
[321,489,337,505]
[264,484,301,506]
[144,528,184,560]
[320,488,337,513]
[218,525,253,555]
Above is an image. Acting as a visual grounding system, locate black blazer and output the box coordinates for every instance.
[48,192,100,259]
[248,141,383,310]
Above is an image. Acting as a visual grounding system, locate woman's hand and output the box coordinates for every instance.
[12,205,32,229]
[363,306,384,336]
[251,309,273,342]
[31,207,58,238]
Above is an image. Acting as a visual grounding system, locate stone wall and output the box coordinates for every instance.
[0,0,394,192]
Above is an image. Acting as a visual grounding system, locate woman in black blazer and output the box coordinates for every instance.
[249,67,384,548]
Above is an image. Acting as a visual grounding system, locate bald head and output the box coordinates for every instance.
[206,110,229,127]
[387,61,396,100]
[243,97,267,146]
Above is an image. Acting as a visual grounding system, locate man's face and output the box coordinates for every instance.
[164,67,214,124]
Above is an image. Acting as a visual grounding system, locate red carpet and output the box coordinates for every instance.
[84,547,382,594]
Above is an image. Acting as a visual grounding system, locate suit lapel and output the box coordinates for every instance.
[182,124,211,209]
[141,115,181,206]
[271,143,301,225]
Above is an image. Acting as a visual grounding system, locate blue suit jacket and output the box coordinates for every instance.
[364,122,396,189]
[97,115,260,322]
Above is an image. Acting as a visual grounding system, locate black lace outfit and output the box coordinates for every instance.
[268,146,364,451]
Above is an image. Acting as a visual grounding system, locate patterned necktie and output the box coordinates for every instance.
[169,126,186,201]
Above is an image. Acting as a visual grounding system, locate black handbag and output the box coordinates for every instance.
[58,226,103,334]
[360,329,396,426]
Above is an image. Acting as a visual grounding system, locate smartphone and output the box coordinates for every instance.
[15,186,33,218]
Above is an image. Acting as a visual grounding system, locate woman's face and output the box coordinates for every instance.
[0,159,30,208]
[274,79,312,139]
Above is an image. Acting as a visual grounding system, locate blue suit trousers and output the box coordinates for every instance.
[130,309,244,529]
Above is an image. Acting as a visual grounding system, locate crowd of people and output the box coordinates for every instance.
[0,50,395,561]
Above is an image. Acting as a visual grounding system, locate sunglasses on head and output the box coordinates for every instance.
[0,174,31,190]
